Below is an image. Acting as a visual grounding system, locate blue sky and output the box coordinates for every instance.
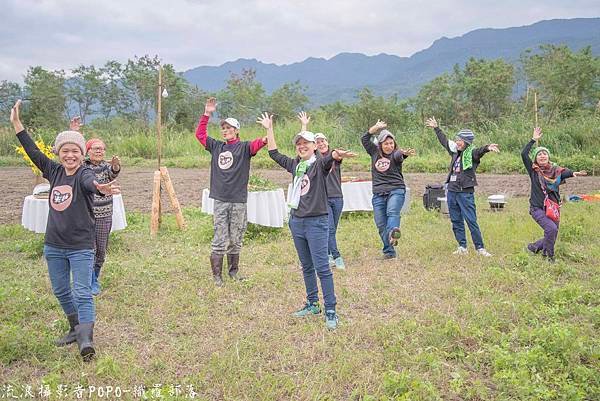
[1,0,599,82]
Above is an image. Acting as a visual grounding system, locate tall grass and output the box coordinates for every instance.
[2,112,599,174]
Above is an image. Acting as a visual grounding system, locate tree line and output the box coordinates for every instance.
[0,45,598,134]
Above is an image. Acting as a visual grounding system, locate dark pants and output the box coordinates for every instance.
[93,216,112,276]
[372,188,405,257]
[447,191,484,249]
[289,214,337,311]
[529,207,560,258]
[327,197,344,259]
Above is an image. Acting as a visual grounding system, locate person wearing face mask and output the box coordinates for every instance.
[10,100,117,361]
[362,119,415,260]
[425,117,499,257]
[522,127,587,263]
[258,112,356,330]
[297,111,346,270]
[77,121,121,296]
[195,97,267,287]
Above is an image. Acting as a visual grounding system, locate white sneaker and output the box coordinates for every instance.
[477,248,492,257]
[452,246,468,255]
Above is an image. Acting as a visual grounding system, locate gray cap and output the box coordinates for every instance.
[220,117,240,129]
[377,129,395,144]
[292,131,316,145]
[455,129,474,144]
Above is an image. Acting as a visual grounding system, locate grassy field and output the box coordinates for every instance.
[1,197,599,400]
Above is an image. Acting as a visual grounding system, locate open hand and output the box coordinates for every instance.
[425,117,438,128]
[400,148,416,157]
[256,112,273,130]
[204,97,217,115]
[94,180,120,195]
[332,149,357,160]
[111,155,121,172]
[10,100,24,132]
[69,116,82,131]
[297,111,310,127]
[573,171,588,177]
[532,127,542,141]
[488,144,500,153]
[369,119,387,134]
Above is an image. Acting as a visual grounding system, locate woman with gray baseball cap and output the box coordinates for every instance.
[258,112,356,330]
[298,112,346,270]
[361,120,415,260]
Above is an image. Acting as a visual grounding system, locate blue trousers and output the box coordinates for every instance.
[446,191,484,249]
[44,245,96,323]
[372,188,405,257]
[289,215,337,311]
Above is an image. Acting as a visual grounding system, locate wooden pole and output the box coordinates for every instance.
[160,167,186,229]
[157,66,162,170]
[534,91,538,127]
[150,170,161,236]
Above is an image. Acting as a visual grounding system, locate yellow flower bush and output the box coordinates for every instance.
[15,138,55,176]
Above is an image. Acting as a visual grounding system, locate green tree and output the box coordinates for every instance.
[267,81,308,121]
[522,45,600,122]
[462,58,515,121]
[99,61,124,120]
[23,66,67,130]
[347,88,412,135]
[218,69,266,124]
[0,80,22,124]
[68,64,103,124]
[119,55,161,125]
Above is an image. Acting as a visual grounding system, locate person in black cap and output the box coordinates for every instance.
[425,117,499,256]
[361,119,415,260]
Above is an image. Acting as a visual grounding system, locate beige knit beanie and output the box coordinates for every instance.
[53,130,86,154]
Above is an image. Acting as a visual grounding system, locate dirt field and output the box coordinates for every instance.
[2,166,599,225]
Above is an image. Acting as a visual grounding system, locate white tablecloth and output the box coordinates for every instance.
[286,181,411,214]
[201,188,287,228]
[21,194,127,234]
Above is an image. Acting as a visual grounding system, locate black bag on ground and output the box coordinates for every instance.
[423,184,445,210]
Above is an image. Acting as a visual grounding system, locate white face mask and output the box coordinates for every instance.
[448,140,458,153]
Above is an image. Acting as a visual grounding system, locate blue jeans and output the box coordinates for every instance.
[289,215,337,311]
[44,245,96,323]
[446,191,484,249]
[372,188,405,257]
[327,197,344,259]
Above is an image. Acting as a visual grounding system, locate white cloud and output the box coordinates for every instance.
[1,0,598,82]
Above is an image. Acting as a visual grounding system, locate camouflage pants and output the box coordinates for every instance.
[211,200,248,255]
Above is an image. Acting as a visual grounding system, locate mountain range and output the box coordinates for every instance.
[182,17,600,105]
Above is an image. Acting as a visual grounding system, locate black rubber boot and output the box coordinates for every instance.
[75,322,95,361]
[227,254,244,281]
[210,254,224,287]
[54,313,79,347]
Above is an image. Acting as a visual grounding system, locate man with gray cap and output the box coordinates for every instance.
[426,117,499,256]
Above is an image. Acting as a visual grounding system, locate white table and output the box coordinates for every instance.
[286,181,411,214]
[201,189,287,228]
[21,194,127,234]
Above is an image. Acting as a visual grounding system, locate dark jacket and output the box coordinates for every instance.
[435,127,490,192]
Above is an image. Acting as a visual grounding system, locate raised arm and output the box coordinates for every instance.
[11,100,54,175]
[521,127,541,174]
[195,97,217,149]
[257,112,295,174]
[425,117,453,154]
[361,119,386,154]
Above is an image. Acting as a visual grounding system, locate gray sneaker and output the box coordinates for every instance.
[292,302,321,317]
[325,310,339,330]
[334,256,346,270]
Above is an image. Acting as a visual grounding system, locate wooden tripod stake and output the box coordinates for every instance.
[534,91,539,127]
[150,66,186,236]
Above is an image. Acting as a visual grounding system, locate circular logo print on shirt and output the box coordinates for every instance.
[300,176,311,196]
[375,157,391,172]
[51,185,73,212]
[218,151,234,170]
